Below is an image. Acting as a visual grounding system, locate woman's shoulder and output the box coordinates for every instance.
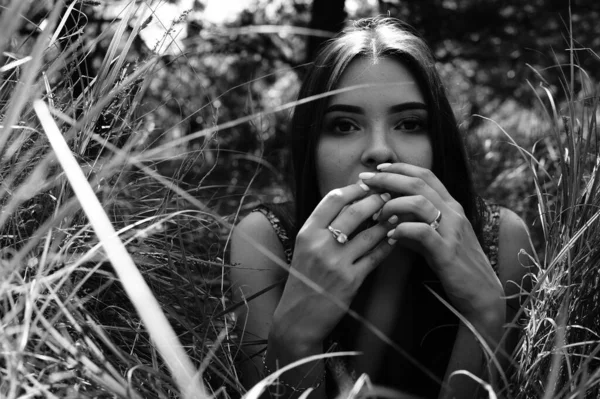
[233,202,295,265]
[478,199,533,281]
[229,209,288,287]
[491,205,535,295]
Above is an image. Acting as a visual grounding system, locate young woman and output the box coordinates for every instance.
[230,17,534,398]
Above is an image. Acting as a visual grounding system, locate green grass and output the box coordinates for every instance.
[1,1,599,398]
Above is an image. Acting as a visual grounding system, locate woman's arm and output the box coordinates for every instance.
[231,186,396,398]
[230,211,287,388]
[231,211,329,398]
[439,208,535,399]
[496,209,535,370]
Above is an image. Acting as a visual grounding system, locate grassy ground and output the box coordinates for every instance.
[1,1,599,398]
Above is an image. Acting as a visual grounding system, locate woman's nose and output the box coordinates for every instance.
[361,129,397,168]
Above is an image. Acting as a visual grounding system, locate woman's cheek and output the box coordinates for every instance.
[315,140,351,194]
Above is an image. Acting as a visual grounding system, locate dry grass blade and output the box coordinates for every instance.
[33,100,208,399]
[0,56,32,74]
[450,371,498,399]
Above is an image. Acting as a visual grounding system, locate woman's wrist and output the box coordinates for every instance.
[270,305,327,353]
[463,296,506,340]
[268,316,323,359]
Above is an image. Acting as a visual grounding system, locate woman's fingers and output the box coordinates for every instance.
[359,170,444,207]
[387,221,447,264]
[307,183,370,228]
[376,163,454,203]
[352,227,397,277]
[329,192,391,237]
[376,195,440,226]
[345,218,396,261]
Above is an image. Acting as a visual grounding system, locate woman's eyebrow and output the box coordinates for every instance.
[324,102,427,115]
[325,104,363,114]
[389,102,427,113]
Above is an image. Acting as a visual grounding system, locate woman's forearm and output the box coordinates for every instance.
[438,310,505,399]
[263,320,327,399]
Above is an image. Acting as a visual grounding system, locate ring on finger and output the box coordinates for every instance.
[328,225,348,244]
[429,210,442,230]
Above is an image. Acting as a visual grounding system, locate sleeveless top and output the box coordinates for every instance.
[251,200,502,397]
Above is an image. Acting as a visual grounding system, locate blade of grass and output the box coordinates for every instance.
[0,55,32,73]
[541,302,569,399]
[94,1,137,98]
[449,370,498,399]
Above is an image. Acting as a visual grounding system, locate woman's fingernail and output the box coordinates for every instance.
[388,238,397,246]
[388,215,398,224]
[358,172,376,180]
[358,182,370,191]
[372,209,381,221]
[380,193,391,202]
[377,163,392,171]
[387,228,395,238]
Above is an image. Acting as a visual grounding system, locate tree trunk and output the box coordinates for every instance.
[306,0,346,62]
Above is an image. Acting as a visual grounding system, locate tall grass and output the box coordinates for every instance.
[1,1,600,399]
[0,1,231,397]
[510,48,600,397]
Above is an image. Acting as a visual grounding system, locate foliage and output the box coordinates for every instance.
[379,0,600,106]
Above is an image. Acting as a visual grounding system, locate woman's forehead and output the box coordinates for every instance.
[329,57,425,107]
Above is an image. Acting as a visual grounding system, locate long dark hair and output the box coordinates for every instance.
[290,17,481,238]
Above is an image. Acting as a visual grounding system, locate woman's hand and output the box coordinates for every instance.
[360,163,505,328]
[271,183,398,348]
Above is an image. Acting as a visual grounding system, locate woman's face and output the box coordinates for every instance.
[316,57,433,196]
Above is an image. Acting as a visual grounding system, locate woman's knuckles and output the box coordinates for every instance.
[448,199,465,215]
[416,167,435,182]
[407,176,427,192]
[345,204,364,219]
[412,195,430,212]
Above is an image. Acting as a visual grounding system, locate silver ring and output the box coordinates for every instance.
[429,210,442,230]
[328,225,348,244]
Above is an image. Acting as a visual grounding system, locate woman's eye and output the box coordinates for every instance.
[331,119,359,134]
[396,118,426,132]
